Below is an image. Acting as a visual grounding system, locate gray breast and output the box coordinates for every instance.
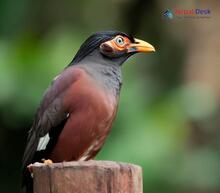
[78,62,122,96]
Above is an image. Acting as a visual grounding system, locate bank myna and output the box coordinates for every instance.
[22,30,155,193]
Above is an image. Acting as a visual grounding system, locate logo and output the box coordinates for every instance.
[163,8,211,19]
[163,9,173,19]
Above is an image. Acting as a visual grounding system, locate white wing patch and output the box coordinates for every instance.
[37,133,50,151]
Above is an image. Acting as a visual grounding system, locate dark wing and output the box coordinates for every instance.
[22,66,79,171]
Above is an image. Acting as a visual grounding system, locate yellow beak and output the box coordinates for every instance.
[127,38,155,53]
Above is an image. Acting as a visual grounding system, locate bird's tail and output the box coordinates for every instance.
[22,170,33,193]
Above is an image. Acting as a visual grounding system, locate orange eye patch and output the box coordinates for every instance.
[110,36,131,51]
[100,35,132,56]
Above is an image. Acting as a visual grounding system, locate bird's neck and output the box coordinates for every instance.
[76,50,123,96]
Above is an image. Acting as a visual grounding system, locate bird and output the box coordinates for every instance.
[22,30,155,193]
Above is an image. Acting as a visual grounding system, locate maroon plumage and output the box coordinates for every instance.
[22,31,155,193]
[50,66,118,161]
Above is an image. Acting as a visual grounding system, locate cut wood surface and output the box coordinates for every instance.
[32,160,143,193]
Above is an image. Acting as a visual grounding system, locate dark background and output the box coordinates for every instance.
[0,0,220,193]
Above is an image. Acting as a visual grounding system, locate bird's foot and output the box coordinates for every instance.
[42,159,53,165]
[27,164,34,173]
[27,159,53,174]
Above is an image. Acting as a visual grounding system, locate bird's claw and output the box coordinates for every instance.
[27,164,33,173]
[42,159,53,165]
[27,159,53,174]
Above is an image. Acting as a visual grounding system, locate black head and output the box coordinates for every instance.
[70,30,155,65]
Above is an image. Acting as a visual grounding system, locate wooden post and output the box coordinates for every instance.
[32,160,143,193]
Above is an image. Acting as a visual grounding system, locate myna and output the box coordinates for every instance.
[22,30,155,193]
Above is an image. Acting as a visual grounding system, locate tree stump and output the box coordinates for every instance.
[32,160,143,193]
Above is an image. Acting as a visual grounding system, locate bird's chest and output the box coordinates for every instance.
[64,75,117,119]
[52,75,118,161]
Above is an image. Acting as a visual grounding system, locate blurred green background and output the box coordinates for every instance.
[0,0,220,192]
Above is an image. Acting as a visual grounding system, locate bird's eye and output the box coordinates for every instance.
[115,37,124,46]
